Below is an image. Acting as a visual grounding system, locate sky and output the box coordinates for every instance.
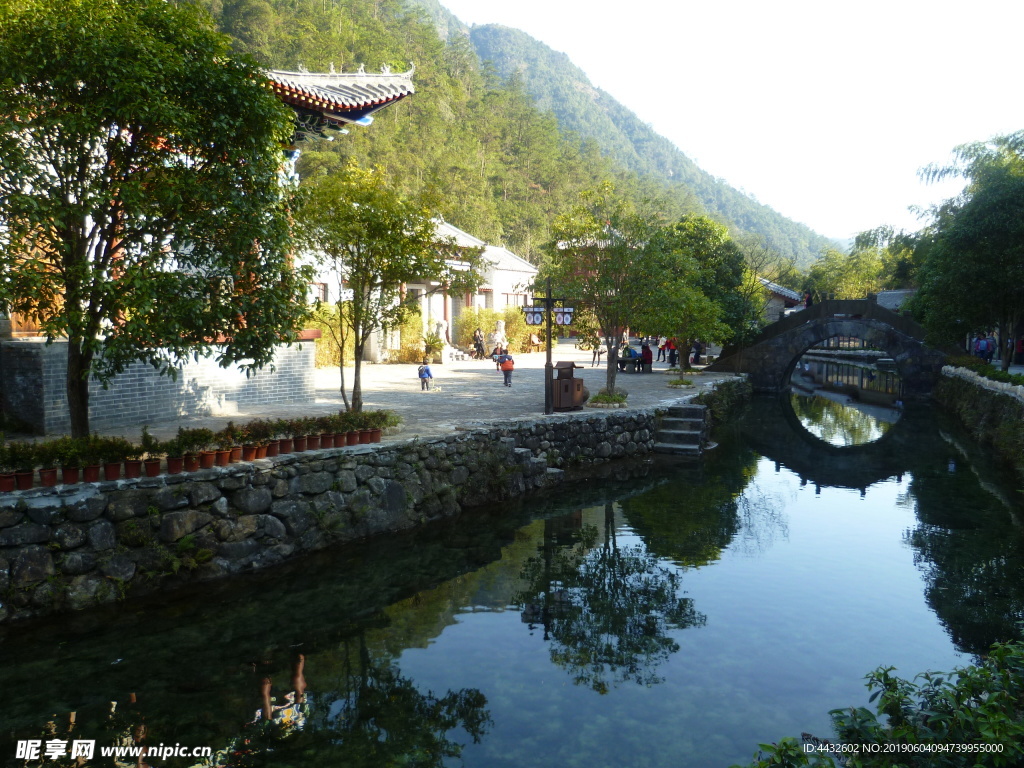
[437,0,1021,242]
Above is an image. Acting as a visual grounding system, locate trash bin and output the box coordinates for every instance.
[552,361,586,411]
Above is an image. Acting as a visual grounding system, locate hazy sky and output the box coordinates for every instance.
[437,0,1021,241]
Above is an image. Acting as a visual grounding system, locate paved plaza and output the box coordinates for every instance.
[131,339,739,443]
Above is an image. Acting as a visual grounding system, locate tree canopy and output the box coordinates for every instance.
[295,162,484,411]
[908,131,1024,365]
[0,0,309,436]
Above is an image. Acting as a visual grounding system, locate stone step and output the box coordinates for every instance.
[667,404,707,420]
[656,429,703,445]
[660,416,705,430]
[653,441,703,455]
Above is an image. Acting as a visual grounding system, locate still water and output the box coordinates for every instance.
[3,397,1023,768]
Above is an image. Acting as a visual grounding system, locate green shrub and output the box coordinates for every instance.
[731,637,1024,768]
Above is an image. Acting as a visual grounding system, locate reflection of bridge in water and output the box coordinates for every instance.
[708,299,947,399]
[737,393,949,492]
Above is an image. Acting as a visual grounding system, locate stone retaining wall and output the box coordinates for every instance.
[934,367,1024,482]
[0,408,661,624]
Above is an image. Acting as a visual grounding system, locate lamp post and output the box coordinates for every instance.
[523,278,573,415]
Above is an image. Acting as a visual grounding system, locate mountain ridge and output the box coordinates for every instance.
[405,1,835,265]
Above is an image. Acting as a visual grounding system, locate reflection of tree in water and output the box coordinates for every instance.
[622,443,787,565]
[902,464,1024,656]
[212,635,490,768]
[791,393,890,446]
[515,504,705,694]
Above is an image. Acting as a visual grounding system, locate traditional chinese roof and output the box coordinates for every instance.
[434,220,538,277]
[267,66,414,129]
[758,276,802,303]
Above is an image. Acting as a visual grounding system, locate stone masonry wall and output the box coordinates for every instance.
[0,339,315,435]
[0,408,661,624]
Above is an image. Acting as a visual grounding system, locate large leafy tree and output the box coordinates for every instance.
[545,183,719,394]
[909,131,1024,367]
[0,0,309,437]
[295,162,484,412]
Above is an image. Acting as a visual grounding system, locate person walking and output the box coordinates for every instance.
[473,328,485,359]
[499,353,515,387]
[418,359,433,390]
[656,336,667,362]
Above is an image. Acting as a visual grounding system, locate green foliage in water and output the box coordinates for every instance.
[731,637,1024,767]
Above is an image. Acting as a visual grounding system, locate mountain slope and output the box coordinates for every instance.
[406,2,834,265]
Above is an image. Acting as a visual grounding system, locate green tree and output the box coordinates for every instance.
[909,131,1024,368]
[295,162,483,411]
[804,247,884,301]
[545,183,719,394]
[0,0,308,437]
[653,215,745,365]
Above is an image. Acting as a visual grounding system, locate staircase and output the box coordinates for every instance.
[653,403,712,456]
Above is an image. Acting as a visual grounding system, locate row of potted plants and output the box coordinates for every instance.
[0,410,401,491]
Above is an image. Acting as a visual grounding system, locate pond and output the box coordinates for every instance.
[2,396,1023,768]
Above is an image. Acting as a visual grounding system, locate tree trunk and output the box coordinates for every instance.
[605,339,618,394]
[66,342,92,438]
[351,339,365,412]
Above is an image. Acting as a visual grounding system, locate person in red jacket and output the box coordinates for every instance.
[498,353,515,387]
[640,343,653,372]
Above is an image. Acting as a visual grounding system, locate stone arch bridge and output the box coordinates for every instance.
[706,299,947,398]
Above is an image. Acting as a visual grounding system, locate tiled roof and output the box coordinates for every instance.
[267,66,414,123]
[434,219,538,276]
[758,276,802,302]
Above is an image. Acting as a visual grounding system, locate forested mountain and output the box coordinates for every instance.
[467,24,837,266]
[200,0,832,266]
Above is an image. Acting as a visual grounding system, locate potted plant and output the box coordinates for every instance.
[79,434,105,482]
[0,438,14,492]
[163,436,184,475]
[6,441,37,489]
[123,439,145,479]
[272,418,293,454]
[213,425,235,466]
[219,421,243,463]
[244,419,275,459]
[176,427,214,471]
[140,427,163,477]
[51,436,83,485]
[100,436,134,480]
[35,440,60,487]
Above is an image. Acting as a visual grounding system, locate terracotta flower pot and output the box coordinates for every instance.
[278,438,293,454]
[265,440,280,458]
[229,446,242,463]
[15,471,33,490]
[144,459,162,477]
[39,468,58,487]
[61,467,80,485]
[167,457,184,475]
[255,444,268,459]
[370,428,382,443]
[0,473,16,492]
[215,449,231,466]
[293,435,308,452]
[124,460,143,479]
[242,445,258,462]
[83,465,101,483]
[185,454,202,472]
[346,431,360,446]
[103,462,121,481]
[199,451,216,469]
[320,433,334,449]
[358,429,372,444]
[306,434,321,451]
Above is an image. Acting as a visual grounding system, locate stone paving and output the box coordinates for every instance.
[124,339,741,443]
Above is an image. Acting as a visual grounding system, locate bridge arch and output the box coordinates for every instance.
[708,300,947,399]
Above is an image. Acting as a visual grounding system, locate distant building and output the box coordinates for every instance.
[759,277,802,322]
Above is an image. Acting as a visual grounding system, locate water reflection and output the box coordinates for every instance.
[3,404,1024,768]
[514,505,706,693]
[790,352,903,446]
